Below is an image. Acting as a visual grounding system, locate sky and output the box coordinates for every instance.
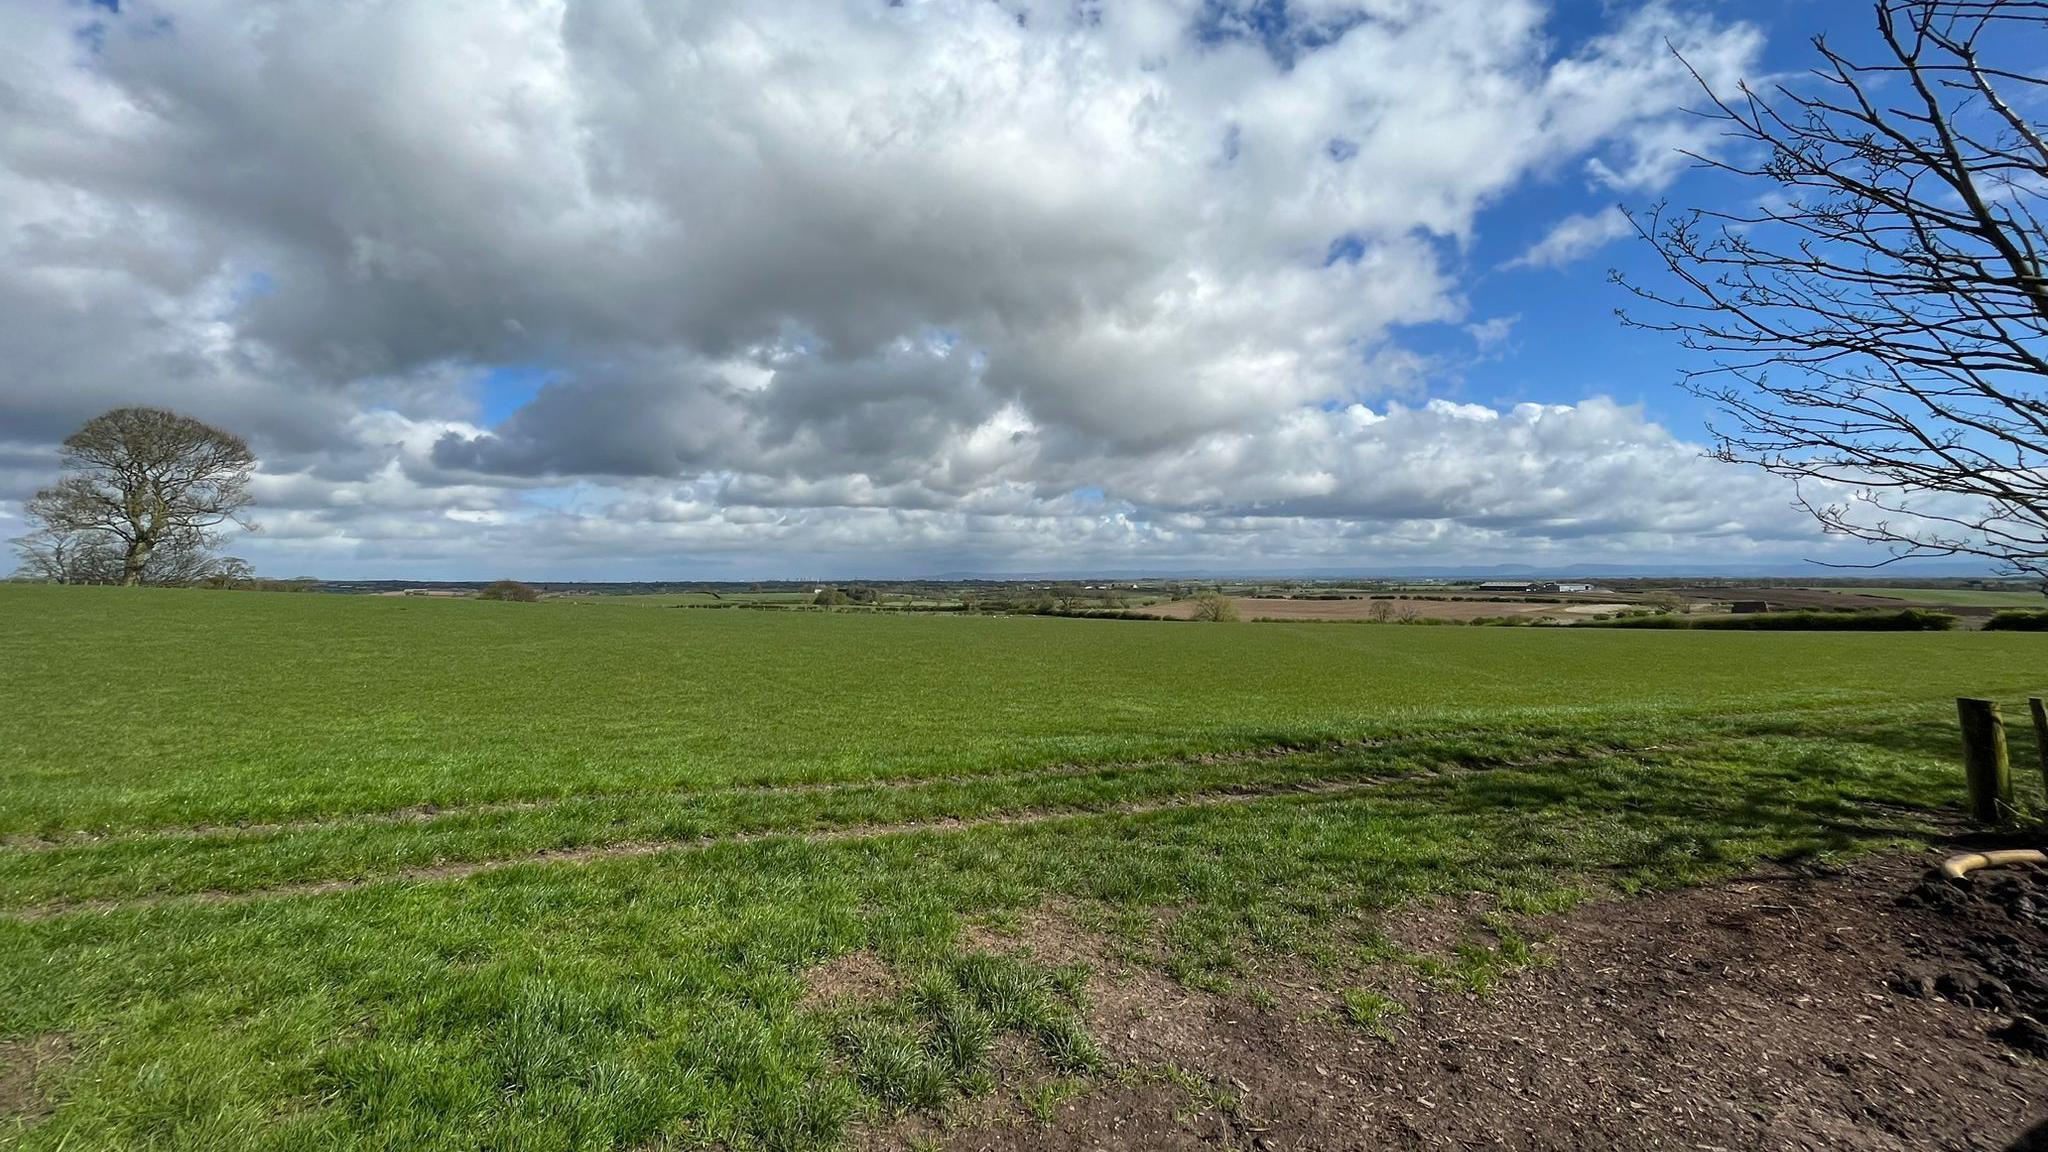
[0,0,1997,579]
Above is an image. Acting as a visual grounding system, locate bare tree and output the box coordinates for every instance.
[11,520,253,586]
[142,530,253,586]
[10,523,119,584]
[13,407,256,586]
[1618,1,2047,581]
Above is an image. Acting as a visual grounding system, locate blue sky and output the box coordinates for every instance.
[1380,1,1833,425]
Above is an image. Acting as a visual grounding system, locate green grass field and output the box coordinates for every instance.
[553,591,819,607]
[2,586,2044,1150]
[1841,585,2047,608]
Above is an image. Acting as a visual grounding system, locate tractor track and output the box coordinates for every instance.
[2,749,1622,923]
[0,728,1613,852]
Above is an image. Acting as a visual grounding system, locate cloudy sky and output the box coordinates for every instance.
[0,0,1950,578]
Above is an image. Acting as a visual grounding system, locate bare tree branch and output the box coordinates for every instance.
[1616,1,2047,583]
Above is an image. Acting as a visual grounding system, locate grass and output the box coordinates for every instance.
[4,585,2045,838]
[1338,989,1404,1036]
[555,591,823,608]
[2,585,2046,1149]
[1846,585,2048,608]
[825,952,1090,1117]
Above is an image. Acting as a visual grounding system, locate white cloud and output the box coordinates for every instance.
[0,0,1803,575]
[1464,315,1519,354]
[219,391,1843,578]
[1504,207,1635,270]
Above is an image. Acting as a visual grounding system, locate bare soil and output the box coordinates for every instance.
[804,948,902,1011]
[1891,865,2048,1058]
[895,851,2048,1151]
[0,1035,69,1123]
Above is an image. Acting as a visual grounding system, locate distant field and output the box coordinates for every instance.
[1138,596,1631,622]
[2,586,2045,1150]
[554,590,994,610]
[555,590,820,607]
[1848,586,2047,608]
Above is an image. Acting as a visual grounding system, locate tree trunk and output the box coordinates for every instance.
[122,539,152,586]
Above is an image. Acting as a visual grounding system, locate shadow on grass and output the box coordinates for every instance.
[1373,727,1988,894]
[1836,711,2047,769]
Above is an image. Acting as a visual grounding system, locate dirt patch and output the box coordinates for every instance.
[852,903,1258,1150]
[0,1034,71,1122]
[802,949,901,1010]
[1370,892,1502,961]
[1891,861,2048,1059]
[927,852,2048,1150]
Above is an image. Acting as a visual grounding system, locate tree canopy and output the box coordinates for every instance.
[13,407,257,586]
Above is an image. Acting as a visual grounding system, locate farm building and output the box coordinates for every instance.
[1476,581,1534,593]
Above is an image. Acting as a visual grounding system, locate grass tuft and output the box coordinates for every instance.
[1339,989,1405,1037]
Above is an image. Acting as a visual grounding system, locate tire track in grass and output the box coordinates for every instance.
[0,737,1392,851]
[0,738,1668,912]
[0,732,1581,852]
[0,709,1933,919]
[3,749,1621,923]
[0,702,1889,851]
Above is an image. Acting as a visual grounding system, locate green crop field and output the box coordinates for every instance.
[553,591,818,608]
[1847,586,2048,608]
[2,585,2045,1150]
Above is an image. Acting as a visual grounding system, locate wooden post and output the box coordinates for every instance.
[1958,698,2013,823]
[2032,697,2048,800]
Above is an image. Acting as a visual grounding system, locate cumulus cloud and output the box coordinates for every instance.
[0,0,1815,575]
[236,391,1834,577]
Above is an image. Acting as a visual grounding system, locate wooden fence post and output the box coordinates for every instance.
[2032,697,2048,800]
[1958,698,2013,823]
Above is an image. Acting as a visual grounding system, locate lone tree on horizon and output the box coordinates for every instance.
[13,407,256,586]
[1619,0,2046,583]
